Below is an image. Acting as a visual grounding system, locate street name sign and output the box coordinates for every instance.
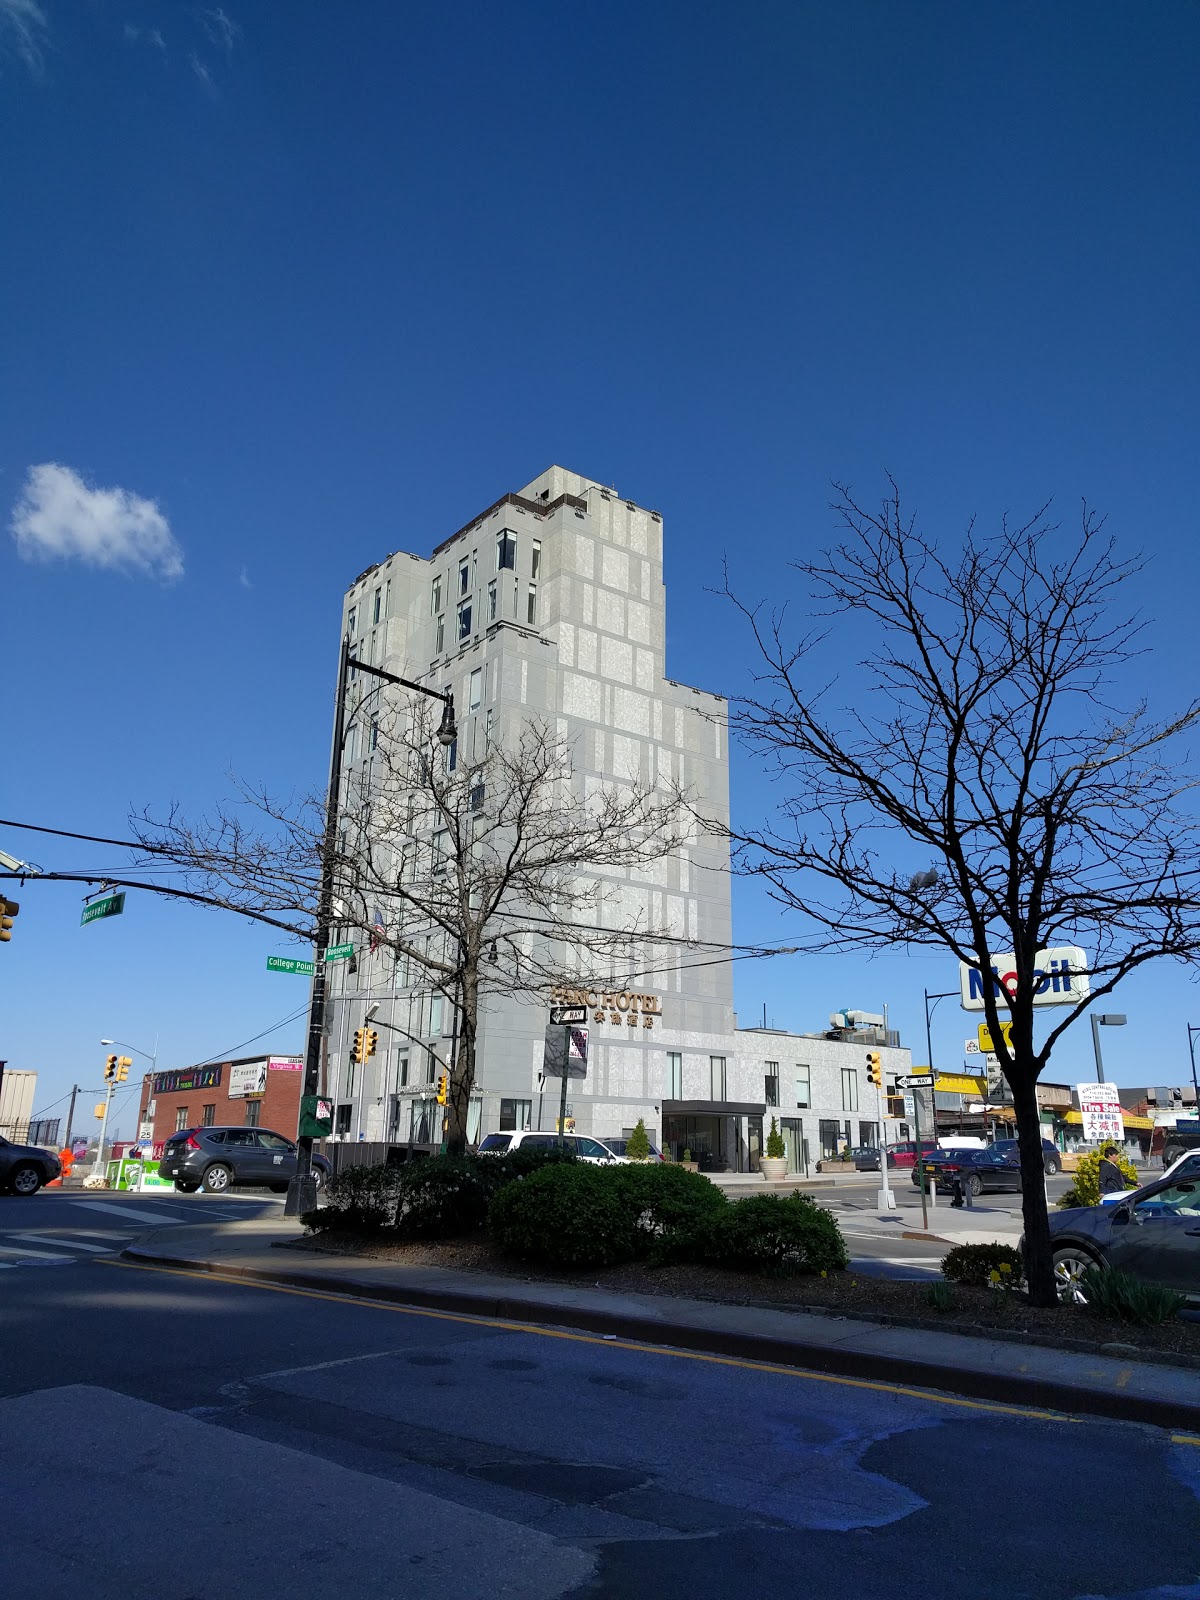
[81,892,125,926]
[267,956,315,976]
[899,1073,936,1088]
[549,1005,588,1026]
[324,943,355,963]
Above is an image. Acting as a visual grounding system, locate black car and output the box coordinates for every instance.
[0,1134,61,1196]
[912,1145,1025,1197]
[989,1137,1062,1176]
[158,1127,330,1195]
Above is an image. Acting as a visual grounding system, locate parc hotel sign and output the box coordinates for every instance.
[549,985,663,1030]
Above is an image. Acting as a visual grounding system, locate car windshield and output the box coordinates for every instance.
[477,1134,511,1152]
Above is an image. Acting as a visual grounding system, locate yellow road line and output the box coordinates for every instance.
[1172,1433,1200,1448]
[100,1256,1076,1424]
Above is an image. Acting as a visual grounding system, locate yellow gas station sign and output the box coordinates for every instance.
[977,1021,1013,1052]
[935,1072,988,1096]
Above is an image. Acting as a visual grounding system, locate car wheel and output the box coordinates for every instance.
[201,1163,233,1195]
[174,1181,200,1194]
[1044,1156,1061,1176]
[967,1172,983,1197]
[1052,1245,1100,1304]
[10,1163,43,1197]
[312,1168,326,1192]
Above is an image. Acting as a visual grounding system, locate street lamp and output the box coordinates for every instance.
[94,1034,158,1171]
[1090,1013,1126,1084]
[285,636,456,1218]
[1188,1025,1200,1111]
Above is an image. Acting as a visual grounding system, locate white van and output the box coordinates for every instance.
[938,1135,988,1150]
[476,1130,627,1164]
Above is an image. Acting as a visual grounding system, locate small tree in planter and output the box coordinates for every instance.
[625,1118,651,1162]
[761,1116,788,1180]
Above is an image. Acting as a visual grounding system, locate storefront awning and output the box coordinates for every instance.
[662,1100,766,1117]
[1061,1109,1155,1130]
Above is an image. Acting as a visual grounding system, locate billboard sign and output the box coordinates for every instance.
[959,947,1089,1011]
[543,1024,589,1079]
[268,1056,304,1072]
[228,1061,268,1098]
[1077,1082,1124,1144]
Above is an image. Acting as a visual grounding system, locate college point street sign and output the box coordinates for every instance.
[959,946,1089,1012]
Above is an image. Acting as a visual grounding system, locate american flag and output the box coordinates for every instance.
[369,908,386,953]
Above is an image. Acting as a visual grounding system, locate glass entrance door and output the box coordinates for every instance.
[781,1117,807,1175]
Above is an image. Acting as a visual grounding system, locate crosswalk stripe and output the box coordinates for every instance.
[0,1244,77,1262]
[75,1200,192,1224]
[6,1233,114,1253]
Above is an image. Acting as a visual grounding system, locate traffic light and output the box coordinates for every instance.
[352,1028,366,1064]
[866,1050,882,1089]
[436,1073,448,1106]
[104,1053,118,1082]
[365,1029,378,1060]
[0,897,18,942]
[115,1056,131,1083]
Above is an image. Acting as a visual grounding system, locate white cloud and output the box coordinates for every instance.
[189,50,216,94]
[10,463,184,581]
[124,23,166,54]
[201,6,240,54]
[0,0,49,75]
[238,564,252,589]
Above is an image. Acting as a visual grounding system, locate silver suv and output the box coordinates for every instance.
[476,1130,627,1163]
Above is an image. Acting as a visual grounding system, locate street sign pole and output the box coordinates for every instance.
[90,1081,115,1178]
[912,1086,929,1231]
[557,1038,570,1148]
[876,1105,894,1212]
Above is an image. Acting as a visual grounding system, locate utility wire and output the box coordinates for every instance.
[193,1004,310,1068]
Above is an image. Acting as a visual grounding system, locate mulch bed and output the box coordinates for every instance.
[290,1230,1200,1367]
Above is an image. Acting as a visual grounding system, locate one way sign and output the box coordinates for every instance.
[549,1005,588,1026]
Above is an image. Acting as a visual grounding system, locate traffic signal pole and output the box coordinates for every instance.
[90,1081,115,1177]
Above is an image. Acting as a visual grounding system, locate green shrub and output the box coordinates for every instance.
[941,1242,1024,1286]
[396,1156,492,1239]
[305,1162,403,1233]
[486,1145,578,1188]
[709,1192,849,1277]
[765,1116,785,1160]
[1080,1266,1186,1325]
[1057,1149,1140,1209]
[613,1161,728,1262]
[625,1119,651,1161]
[488,1162,643,1268]
[926,1282,956,1312]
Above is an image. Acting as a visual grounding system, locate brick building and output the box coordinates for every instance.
[136,1055,304,1150]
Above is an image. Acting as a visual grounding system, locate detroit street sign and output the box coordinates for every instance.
[549,1005,588,1026]
[267,956,315,976]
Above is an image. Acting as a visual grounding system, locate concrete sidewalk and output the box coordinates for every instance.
[121,1218,1200,1433]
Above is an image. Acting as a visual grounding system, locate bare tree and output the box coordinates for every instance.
[134,706,686,1154]
[722,482,1200,1305]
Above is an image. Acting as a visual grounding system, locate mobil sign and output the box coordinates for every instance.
[959,946,1089,1012]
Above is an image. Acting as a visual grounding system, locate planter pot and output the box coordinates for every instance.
[760,1156,789,1181]
[680,1161,700,1173]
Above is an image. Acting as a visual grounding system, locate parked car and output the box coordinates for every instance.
[158,1127,330,1195]
[988,1137,1062,1176]
[599,1136,664,1161]
[1045,1173,1200,1299]
[853,1147,883,1171]
[476,1130,628,1163]
[912,1145,1024,1196]
[884,1139,939,1170]
[0,1134,62,1196]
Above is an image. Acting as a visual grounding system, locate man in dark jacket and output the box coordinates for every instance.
[1098,1144,1128,1195]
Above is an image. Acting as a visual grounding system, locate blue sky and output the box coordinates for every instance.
[3,1,1199,1135]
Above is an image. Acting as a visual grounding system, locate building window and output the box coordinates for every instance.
[345,1060,356,1096]
[431,576,442,615]
[499,1098,532,1132]
[459,560,470,595]
[526,584,537,625]
[795,1065,810,1109]
[244,1099,261,1127]
[369,718,378,752]
[819,1119,842,1160]
[373,587,382,624]
[432,829,449,875]
[764,1064,779,1107]
[387,1097,404,1141]
[435,614,445,654]
[201,1103,216,1126]
[841,1067,859,1113]
[487,579,497,622]
[710,1055,727,1101]
[175,1107,189,1132]
[445,736,457,773]
[497,529,517,570]
[397,1051,409,1088]
[429,995,444,1037]
[384,578,391,618]
[426,1048,438,1084]
[667,1052,682,1099]
[335,1104,352,1137]
[531,539,541,580]
[458,600,472,640]
[485,708,495,746]
[347,606,357,637]
[859,1121,877,1148]
[469,668,482,712]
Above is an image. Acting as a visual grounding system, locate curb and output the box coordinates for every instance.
[120,1243,1200,1432]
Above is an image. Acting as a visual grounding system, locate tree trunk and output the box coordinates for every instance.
[444,970,478,1157]
[1010,1069,1056,1306]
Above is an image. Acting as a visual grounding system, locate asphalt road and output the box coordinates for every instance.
[4,1213,1199,1600]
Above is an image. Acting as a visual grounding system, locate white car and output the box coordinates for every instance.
[476,1130,628,1163]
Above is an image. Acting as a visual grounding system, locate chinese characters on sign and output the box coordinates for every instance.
[549,984,662,1030]
[1077,1081,1124,1144]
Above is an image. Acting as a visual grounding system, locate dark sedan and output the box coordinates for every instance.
[158,1127,330,1195]
[0,1134,61,1196]
[912,1145,1024,1197]
[1045,1174,1200,1299]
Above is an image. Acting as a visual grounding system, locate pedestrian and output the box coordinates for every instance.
[1098,1144,1127,1195]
